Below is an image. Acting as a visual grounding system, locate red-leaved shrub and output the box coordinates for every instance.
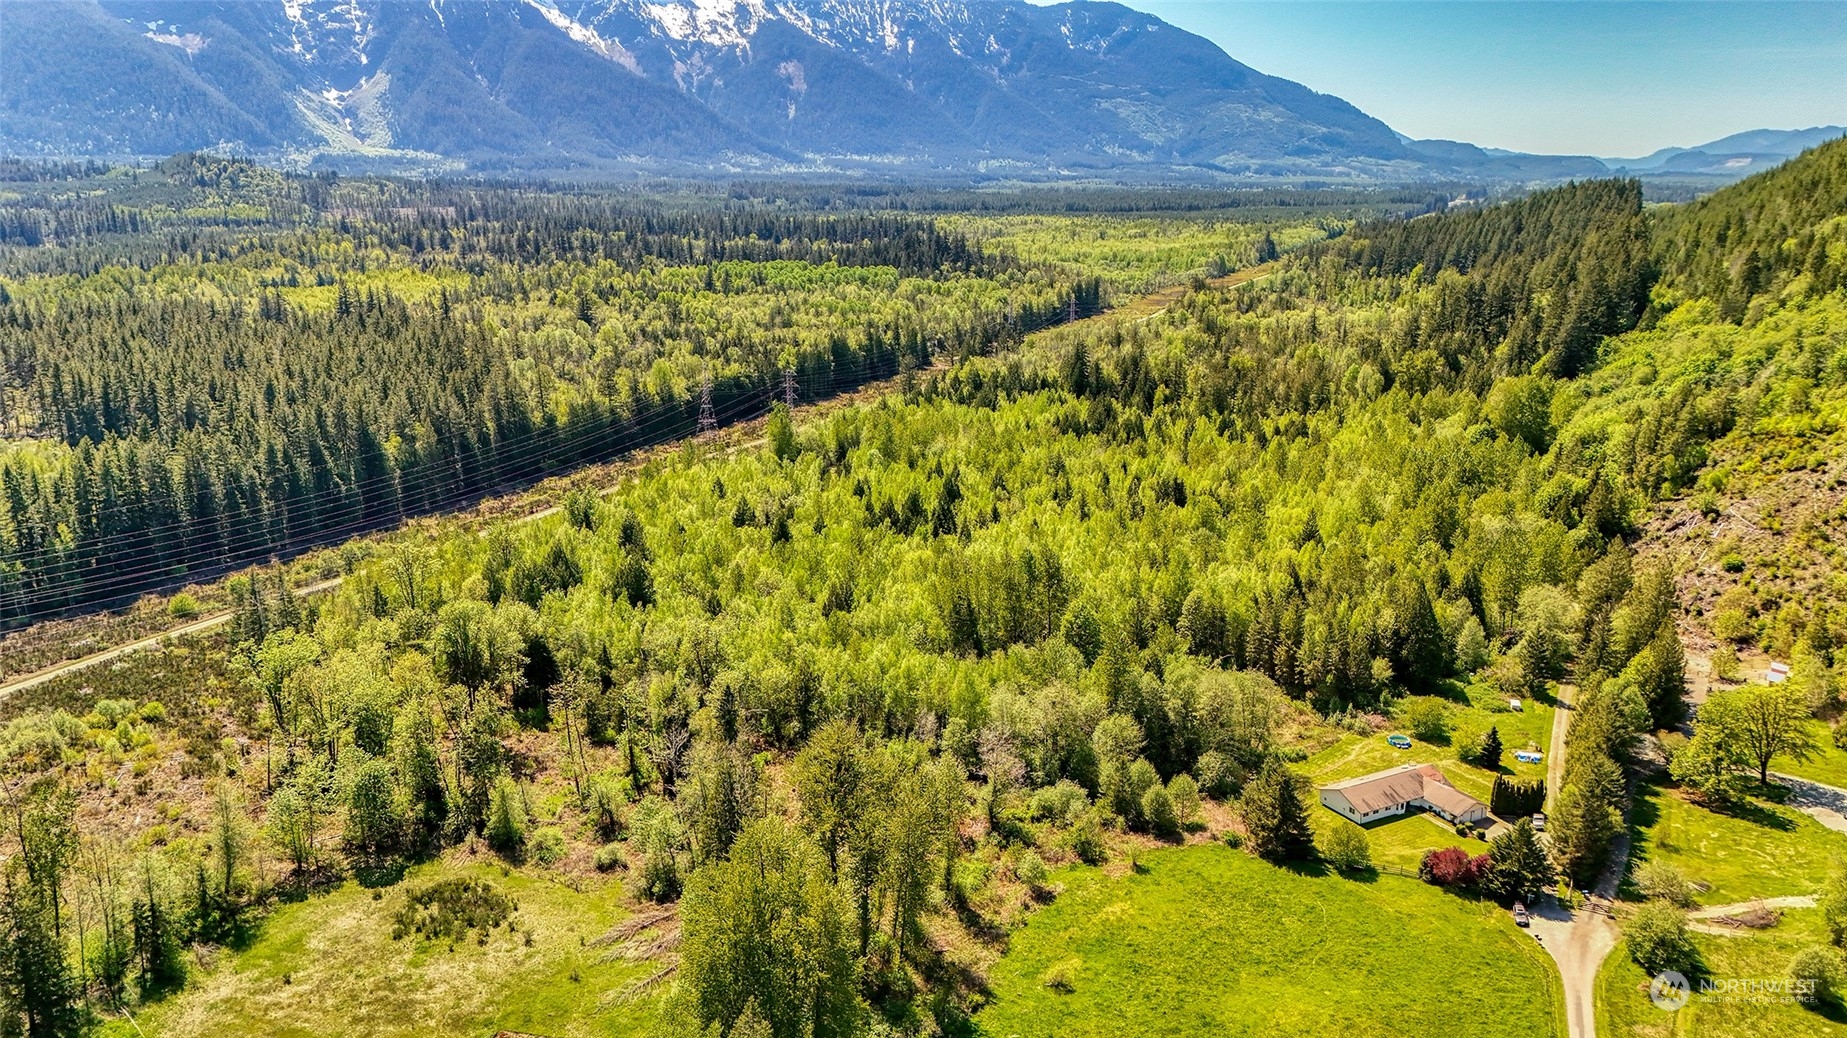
[1419,847,1490,888]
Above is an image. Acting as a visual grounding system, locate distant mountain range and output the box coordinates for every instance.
[0,0,1825,184]
[0,0,1605,180]
[1603,126,1846,178]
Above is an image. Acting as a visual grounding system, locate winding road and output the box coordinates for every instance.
[1527,682,1629,1038]
[1773,771,1847,835]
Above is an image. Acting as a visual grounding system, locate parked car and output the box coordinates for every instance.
[1532,812,1547,832]
[1513,902,1530,927]
[1386,734,1412,749]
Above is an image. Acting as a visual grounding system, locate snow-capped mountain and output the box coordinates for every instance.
[0,0,1608,179]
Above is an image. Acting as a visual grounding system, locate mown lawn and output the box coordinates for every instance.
[1303,685,1552,805]
[977,845,1562,1038]
[1318,809,1492,872]
[1300,684,1545,871]
[100,854,663,1038]
[1774,721,1847,789]
[1598,909,1847,1038]
[1625,782,1847,907]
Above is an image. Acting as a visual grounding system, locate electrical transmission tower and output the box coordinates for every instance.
[698,370,717,433]
[782,366,798,408]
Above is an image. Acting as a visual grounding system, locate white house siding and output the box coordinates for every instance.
[1320,790,1408,825]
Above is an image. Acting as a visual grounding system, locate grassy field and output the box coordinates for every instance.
[1626,783,1847,907]
[100,853,664,1038]
[1597,909,1847,1038]
[1774,722,1847,788]
[1322,810,1490,872]
[976,845,1562,1038]
[940,213,1331,291]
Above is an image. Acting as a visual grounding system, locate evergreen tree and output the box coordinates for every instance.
[1480,726,1504,770]
[1483,819,1555,903]
[1547,782,1619,887]
[1240,759,1315,864]
[681,740,762,867]
[1626,623,1688,730]
[0,871,79,1038]
[1388,578,1448,693]
[792,721,867,879]
[132,868,183,995]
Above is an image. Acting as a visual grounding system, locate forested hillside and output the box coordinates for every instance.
[1650,136,1847,318]
[1606,139,1847,661]
[0,145,1842,1038]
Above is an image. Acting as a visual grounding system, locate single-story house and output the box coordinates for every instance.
[1319,763,1490,826]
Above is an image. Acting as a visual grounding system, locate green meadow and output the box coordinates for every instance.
[977,845,1562,1038]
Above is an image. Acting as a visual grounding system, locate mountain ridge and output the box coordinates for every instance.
[1602,125,1847,179]
[0,0,1614,181]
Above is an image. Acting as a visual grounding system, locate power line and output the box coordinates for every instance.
[0,358,903,620]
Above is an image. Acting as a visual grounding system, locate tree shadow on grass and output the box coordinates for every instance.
[951,896,1008,946]
[1433,678,1475,706]
[1276,858,1331,879]
[1617,786,1664,900]
[1803,996,1847,1026]
[353,856,413,889]
[1707,794,1797,832]
[269,865,348,905]
[1748,779,1793,805]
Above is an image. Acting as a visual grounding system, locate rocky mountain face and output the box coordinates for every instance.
[0,0,1609,180]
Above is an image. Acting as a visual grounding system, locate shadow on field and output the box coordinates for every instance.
[1710,794,1797,832]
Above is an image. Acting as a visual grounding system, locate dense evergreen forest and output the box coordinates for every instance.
[0,157,1136,625]
[0,139,1843,1038]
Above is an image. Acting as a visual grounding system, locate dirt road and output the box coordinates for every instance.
[0,577,345,701]
[1545,684,1575,813]
[1773,771,1847,834]
[1688,895,1818,935]
[1528,896,1617,1038]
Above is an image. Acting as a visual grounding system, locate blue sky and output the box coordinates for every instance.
[1113,1,1847,156]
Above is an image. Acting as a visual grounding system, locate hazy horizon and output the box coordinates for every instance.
[1118,0,1847,156]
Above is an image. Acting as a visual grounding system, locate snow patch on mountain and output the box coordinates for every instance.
[525,0,644,73]
[279,0,375,66]
[641,0,768,48]
[144,31,207,56]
